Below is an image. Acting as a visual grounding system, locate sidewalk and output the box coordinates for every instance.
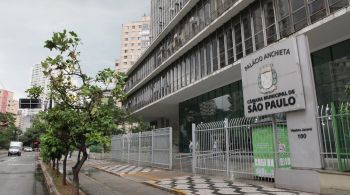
[84,159,316,195]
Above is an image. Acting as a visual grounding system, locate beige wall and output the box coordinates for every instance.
[116,15,150,73]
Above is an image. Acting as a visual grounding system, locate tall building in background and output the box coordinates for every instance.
[31,64,49,103]
[18,64,49,132]
[115,15,151,73]
[0,89,20,127]
[150,0,188,42]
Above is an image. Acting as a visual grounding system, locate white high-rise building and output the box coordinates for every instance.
[31,64,49,102]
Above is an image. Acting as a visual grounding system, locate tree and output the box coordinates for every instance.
[25,86,43,99]
[34,30,128,195]
[0,112,20,148]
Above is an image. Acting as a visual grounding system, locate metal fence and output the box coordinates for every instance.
[318,102,350,171]
[111,127,172,169]
[192,116,290,182]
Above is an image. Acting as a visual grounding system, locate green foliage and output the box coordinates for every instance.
[346,83,350,97]
[0,112,21,148]
[25,86,44,99]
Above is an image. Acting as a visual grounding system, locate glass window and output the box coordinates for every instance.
[198,1,205,30]
[191,51,196,83]
[251,1,264,50]
[328,0,348,13]
[178,61,182,89]
[276,0,293,38]
[308,0,327,23]
[263,0,277,44]
[212,33,219,71]
[186,55,191,85]
[206,39,212,74]
[312,39,350,105]
[204,0,211,25]
[242,10,253,54]
[218,28,226,68]
[233,16,243,59]
[182,59,186,87]
[200,43,206,78]
[225,22,234,65]
[174,65,178,91]
[195,50,201,80]
[291,0,308,31]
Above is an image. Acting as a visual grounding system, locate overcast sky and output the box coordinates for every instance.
[0,0,150,98]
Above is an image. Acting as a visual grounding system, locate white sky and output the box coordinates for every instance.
[0,0,150,98]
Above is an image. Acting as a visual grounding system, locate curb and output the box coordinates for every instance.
[142,181,186,195]
[93,165,186,194]
[40,160,87,195]
[39,160,61,195]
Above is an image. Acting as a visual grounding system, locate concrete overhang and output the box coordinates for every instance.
[297,6,350,52]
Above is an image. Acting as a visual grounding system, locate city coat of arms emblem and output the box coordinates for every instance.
[258,64,277,94]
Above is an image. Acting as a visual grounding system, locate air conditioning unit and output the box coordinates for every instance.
[169,7,175,11]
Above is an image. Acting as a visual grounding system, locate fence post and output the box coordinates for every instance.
[192,123,196,174]
[224,118,229,177]
[138,132,141,166]
[272,115,280,169]
[122,135,125,161]
[169,127,173,170]
[127,133,130,163]
[151,130,154,167]
[331,102,344,171]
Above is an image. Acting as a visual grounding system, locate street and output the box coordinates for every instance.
[0,152,48,195]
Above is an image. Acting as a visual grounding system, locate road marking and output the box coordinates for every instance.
[0,157,16,164]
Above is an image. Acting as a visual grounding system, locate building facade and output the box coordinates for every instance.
[124,0,350,191]
[150,0,189,41]
[31,64,49,103]
[115,15,151,73]
[0,89,20,127]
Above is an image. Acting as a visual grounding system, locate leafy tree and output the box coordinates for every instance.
[31,30,128,195]
[25,86,44,99]
[0,112,20,148]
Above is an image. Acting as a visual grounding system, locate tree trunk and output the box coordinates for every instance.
[72,148,88,195]
[56,158,59,177]
[52,159,56,170]
[62,151,68,185]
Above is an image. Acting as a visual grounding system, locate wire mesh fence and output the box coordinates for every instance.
[192,116,290,182]
[318,102,350,171]
[111,127,172,169]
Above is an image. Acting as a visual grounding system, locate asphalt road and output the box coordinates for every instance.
[0,152,48,195]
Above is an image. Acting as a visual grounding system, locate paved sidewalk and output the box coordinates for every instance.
[83,159,317,195]
[86,159,161,176]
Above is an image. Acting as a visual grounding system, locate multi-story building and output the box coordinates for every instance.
[150,0,189,41]
[124,0,350,192]
[31,64,49,103]
[0,89,20,127]
[116,15,151,73]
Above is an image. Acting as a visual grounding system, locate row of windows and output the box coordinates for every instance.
[125,0,349,112]
[128,0,239,93]
[151,0,189,40]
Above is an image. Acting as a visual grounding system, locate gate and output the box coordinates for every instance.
[318,102,350,171]
[111,127,173,169]
[192,116,290,181]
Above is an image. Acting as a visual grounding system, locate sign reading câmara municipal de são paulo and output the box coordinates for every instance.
[241,37,306,117]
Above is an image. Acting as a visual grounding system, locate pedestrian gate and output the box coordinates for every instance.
[192,117,290,181]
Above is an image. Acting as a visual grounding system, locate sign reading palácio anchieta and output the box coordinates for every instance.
[241,37,306,117]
